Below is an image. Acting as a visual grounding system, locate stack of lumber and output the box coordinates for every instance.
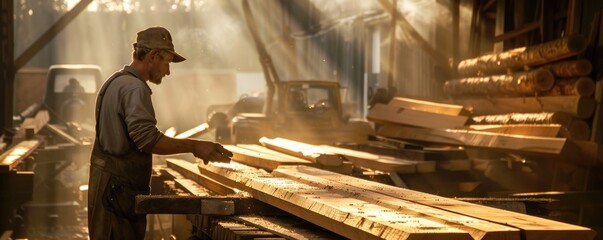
[256,137,446,173]
[0,140,40,173]
[449,35,594,140]
[148,160,342,240]
[368,95,602,167]
[191,160,595,240]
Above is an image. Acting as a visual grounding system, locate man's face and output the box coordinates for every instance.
[148,50,173,85]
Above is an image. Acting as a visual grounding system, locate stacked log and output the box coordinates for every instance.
[541,77,595,97]
[450,35,594,124]
[457,35,588,76]
[443,68,554,97]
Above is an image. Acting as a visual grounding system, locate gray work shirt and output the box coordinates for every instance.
[97,65,164,155]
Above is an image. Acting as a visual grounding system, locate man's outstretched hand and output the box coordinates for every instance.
[192,140,233,165]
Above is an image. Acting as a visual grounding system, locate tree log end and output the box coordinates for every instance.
[534,69,555,91]
[574,77,595,97]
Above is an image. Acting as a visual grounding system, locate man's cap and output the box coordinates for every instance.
[134,26,186,63]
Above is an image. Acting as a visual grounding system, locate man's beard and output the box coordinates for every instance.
[149,68,163,85]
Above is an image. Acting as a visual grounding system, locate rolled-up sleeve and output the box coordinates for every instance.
[121,87,164,153]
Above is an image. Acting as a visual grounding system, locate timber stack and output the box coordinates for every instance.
[448,35,595,139]
[142,159,595,240]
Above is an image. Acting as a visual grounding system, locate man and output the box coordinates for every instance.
[63,77,85,94]
[88,26,232,239]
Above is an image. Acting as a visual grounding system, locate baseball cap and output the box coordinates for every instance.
[134,26,186,63]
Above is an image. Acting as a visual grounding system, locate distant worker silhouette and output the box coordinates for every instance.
[63,78,85,94]
[289,89,308,111]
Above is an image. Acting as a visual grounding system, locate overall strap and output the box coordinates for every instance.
[95,70,132,146]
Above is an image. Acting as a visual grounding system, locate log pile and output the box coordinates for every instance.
[450,35,595,123]
[441,35,598,145]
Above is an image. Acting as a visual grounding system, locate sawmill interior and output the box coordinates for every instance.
[2,0,603,239]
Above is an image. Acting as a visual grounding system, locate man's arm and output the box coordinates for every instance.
[152,136,232,163]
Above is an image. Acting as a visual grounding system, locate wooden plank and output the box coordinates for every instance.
[14,110,49,139]
[198,162,472,240]
[258,137,342,166]
[453,96,595,119]
[176,123,210,139]
[233,215,342,240]
[282,166,596,240]
[377,124,568,154]
[174,178,211,196]
[44,124,83,145]
[0,140,40,172]
[388,97,468,116]
[467,124,565,138]
[166,159,237,195]
[236,144,313,163]
[273,166,521,240]
[135,195,277,216]
[318,145,431,173]
[470,112,590,140]
[224,145,313,170]
[368,103,468,129]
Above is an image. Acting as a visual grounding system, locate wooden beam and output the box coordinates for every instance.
[494,21,541,43]
[318,145,435,173]
[14,110,50,139]
[224,145,313,171]
[493,0,506,52]
[233,215,342,240]
[135,195,279,216]
[43,124,82,145]
[453,96,595,119]
[14,0,94,70]
[470,112,590,140]
[175,123,210,139]
[377,125,568,154]
[198,161,472,240]
[236,144,312,163]
[259,137,342,166]
[0,140,40,173]
[174,178,211,196]
[466,124,565,139]
[166,159,237,195]
[273,166,520,240]
[280,166,596,240]
[376,0,451,69]
[388,97,468,116]
[368,104,468,129]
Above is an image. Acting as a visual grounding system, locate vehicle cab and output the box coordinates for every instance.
[43,64,102,125]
